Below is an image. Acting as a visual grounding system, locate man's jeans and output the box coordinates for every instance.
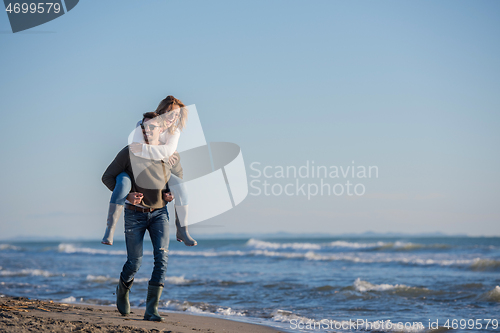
[120,207,169,286]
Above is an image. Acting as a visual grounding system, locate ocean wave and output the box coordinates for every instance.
[57,243,130,256]
[271,309,312,323]
[351,278,432,296]
[245,239,450,252]
[0,281,31,287]
[53,243,499,272]
[272,309,426,332]
[214,280,251,286]
[469,258,500,271]
[165,275,192,284]
[60,296,81,303]
[391,241,424,251]
[391,241,451,251]
[246,238,389,250]
[457,283,484,289]
[170,250,246,257]
[169,248,498,270]
[315,285,336,291]
[354,278,405,292]
[480,286,500,302]
[85,274,191,285]
[0,269,58,277]
[84,276,149,284]
[246,250,465,269]
[246,239,322,250]
[85,276,149,284]
[215,307,246,316]
[0,244,23,251]
[171,249,308,259]
[162,300,245,316]
[85,275,119,283]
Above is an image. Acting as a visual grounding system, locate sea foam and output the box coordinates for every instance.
[245,239,450,252]
[57,243,129,256]
[246,238,322,250]
[0,269,56,277]
[163,300,245,316]
[480,285,500,302]
[0,244,22,251]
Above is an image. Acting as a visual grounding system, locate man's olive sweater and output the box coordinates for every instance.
[102,146,183,209]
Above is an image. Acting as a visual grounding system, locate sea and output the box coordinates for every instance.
[1,236,499,332]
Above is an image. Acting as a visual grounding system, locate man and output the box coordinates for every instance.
[102,111,182,321]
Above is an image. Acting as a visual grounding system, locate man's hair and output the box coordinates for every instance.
[142,111,159,122]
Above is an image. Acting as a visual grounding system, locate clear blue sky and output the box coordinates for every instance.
[0,0,499,239]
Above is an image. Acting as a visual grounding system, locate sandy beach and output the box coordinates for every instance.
[0,296,283,333]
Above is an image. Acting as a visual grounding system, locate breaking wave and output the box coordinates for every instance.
[351,278,432,296]
[469,258,500,271]
[272,308,426,332]
[162,299,246,316]
[85,275,191,284]
[57,243,130,256]
[0,244,23,251]
[245,239,450,252]
[170,249,500,271]
[0,269,58,277]
[480,286,500,302]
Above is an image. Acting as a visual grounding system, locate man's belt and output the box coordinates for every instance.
[125,204,157,213]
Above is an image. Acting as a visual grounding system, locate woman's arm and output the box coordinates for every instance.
[139,129,180,160]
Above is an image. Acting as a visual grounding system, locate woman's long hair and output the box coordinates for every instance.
[155,95,188,134]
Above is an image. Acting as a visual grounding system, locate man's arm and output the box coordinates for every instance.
[102,147,130,191]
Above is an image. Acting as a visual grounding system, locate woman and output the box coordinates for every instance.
[101,96,197,247]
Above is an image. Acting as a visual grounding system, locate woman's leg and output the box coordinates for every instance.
[102,172,132,245]
[168,174,197,246]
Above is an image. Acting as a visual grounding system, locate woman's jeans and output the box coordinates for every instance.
[110,172,188,206]
[110,172,132,205]
[120,207,169,286]
[167,173,188,206]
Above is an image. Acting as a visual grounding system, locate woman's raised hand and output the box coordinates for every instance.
[129,143,143,154]
[167,152,179,166]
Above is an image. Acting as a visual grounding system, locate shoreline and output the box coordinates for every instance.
[0,295,284,333]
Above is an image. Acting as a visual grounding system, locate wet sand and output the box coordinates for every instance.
[0,296,283,333]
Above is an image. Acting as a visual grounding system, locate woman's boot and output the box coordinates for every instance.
[175,205,197,246]
[102,203,124,245]
[116,277,133,315]
[144,284,164,321]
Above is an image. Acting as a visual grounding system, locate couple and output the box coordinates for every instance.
[101,95,196,321]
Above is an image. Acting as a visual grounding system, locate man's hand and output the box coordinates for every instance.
[167,152,179,166]
[129,143,143,154]
[163,192,174,202]
[127,192,143,205]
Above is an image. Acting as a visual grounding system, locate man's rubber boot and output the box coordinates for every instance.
[116,277,133,316]
[175,205,197,246]
[102,203,124,245]
[144,284,164,321]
